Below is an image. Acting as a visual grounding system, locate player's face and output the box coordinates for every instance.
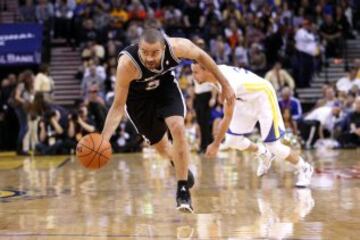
[139,40,165,70]
[191,64,207,84]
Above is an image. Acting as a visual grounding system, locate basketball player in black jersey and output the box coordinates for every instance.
[101,28,235,213]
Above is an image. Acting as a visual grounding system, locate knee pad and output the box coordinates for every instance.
[265,141,291,160]
[223,134,251,151]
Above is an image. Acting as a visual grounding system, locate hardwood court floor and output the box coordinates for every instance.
[0,148,359,239]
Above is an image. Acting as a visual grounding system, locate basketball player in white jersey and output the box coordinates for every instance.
[191,63,313,187]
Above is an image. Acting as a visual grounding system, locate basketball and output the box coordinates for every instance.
[76,133,112,170]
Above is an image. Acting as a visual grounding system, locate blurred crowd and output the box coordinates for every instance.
[1,0,360,155]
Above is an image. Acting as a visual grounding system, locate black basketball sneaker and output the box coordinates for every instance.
[176,185,193,213]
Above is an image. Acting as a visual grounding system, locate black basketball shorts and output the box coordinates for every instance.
[125,80,186,145]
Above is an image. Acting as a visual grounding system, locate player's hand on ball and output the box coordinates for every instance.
[205,143,220,158]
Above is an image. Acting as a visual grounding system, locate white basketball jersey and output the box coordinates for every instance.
[218,64,268,101]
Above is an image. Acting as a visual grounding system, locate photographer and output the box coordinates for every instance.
[64,104,96,153]
[111,117,141,153]
[35,109,65,155]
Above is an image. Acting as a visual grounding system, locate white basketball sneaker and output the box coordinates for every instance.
[295,162,314,187]
[256,146,275,177]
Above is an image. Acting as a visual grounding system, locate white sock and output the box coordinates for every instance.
[295,157,306,170]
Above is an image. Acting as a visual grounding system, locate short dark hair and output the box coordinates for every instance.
[139,28,165,45]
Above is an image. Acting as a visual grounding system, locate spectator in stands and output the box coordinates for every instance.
[210,36,232,64]
[36,109,65,155]
[111,117,142,153]
[224,19,243,50]
[300,105,343,148]
[294,19,319,88]
[336,66,360,94]
[1,75,20,150]
[245,17,266,48]
[81,64,104,98]
[233,39,249,68]
[110,1,129,29]
[183,0,205,35]
[126,22,143,44]
[338,96,360,147]
[316,85,340,108]
[278,87,303,121]
[64,103,95,153]
[105,40,119,59]
[128,0,147,21]
[342,93,357,114]
[163,4,183,36]
[249,43,267,76]
[10,71,35,155]
[265,62,295,93]
[54,0,75,45]
[84,84,107,132]
[222,1,242,24]
[86,41,106,60]
[34,64,54,102]
[79,19,99,46]
[264,24,285,68]
[35,0,54,24]
[85,84,105,107]
[335,5,353,39]
[320,14,342,59]
[93,3,111,32]
[18,0,36,22]
[22,105,39,155]
[282,106,299,135]
[203,1,221,26]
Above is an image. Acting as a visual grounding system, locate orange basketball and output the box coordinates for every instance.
[76,133,112,170]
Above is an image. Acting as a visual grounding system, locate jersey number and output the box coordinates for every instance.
[145,80,160,90]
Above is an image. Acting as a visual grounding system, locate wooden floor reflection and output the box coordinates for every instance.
[0,148,360,239]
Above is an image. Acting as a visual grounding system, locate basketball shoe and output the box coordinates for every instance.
[176,184,193,213]
[295,162,313,187]
[256,145,275,177]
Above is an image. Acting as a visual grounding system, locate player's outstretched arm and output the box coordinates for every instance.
[170,37,236,104]
[206,100,235,158]
[101,55,138,142]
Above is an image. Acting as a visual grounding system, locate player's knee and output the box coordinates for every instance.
[154,144,166,156]
[265,141,291,160]
[167,120,185,138]
[224,134,251,151]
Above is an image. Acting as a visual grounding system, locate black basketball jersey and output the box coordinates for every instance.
[118,38,181,100]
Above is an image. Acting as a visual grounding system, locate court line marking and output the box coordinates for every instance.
[57,158,70,168]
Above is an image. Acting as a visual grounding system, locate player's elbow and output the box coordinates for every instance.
[195,50,207,64]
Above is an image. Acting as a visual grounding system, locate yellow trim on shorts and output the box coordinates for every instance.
[242,82,280,138]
